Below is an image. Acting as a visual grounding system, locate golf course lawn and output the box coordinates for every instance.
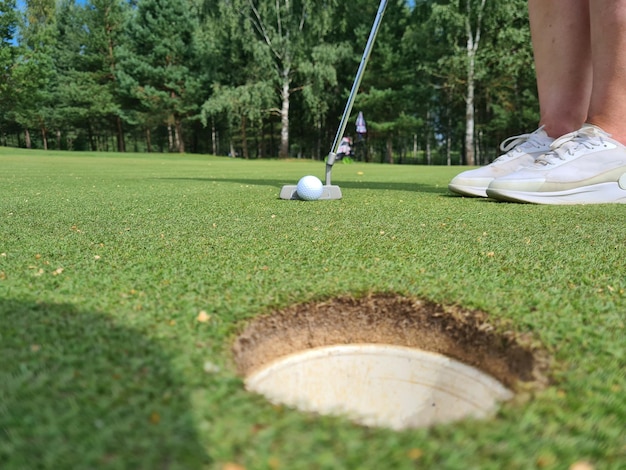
[0,147,624,469]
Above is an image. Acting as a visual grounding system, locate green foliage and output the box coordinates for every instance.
[218,0,349,157]
[0,0,537,161]
[202,82,275,125]
[5,0,57,141]
[0,0,18,93]
[299,41,353,128]
[116,0,202,151]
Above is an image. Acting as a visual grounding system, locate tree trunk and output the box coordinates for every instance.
[447,114,452,166]
[241,115,249,159]
[146,128,152,153]
[317,121,322,161]
[116,116,125,152]
[386,137,394,164]
[25,128,31,149]
[88,123,96,151]
[175,118,184,153]
[41,126,48,150]
[259,119,265,159]
[464,0,486,166]
[211,118,217,156]
[425,109,431,164]
[279,71,290,158]
[465,52,476,166]
[167,123,174,152]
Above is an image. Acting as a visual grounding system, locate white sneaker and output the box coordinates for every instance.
[487,124,626,204]
[448,127,554,197]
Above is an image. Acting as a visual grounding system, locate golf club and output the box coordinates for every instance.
[279,0,389,200]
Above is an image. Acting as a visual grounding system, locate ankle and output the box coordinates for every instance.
[585,120,626,145]
[539,122,582,140]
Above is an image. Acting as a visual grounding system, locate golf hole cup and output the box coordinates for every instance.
[296,175,324,201]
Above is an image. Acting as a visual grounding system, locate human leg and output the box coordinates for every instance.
[448,0,592,197]
[586,0,626,144]
[529,0,592,139]
[486,0,626,204]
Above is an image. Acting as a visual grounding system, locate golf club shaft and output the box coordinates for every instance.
[326,0,388,185]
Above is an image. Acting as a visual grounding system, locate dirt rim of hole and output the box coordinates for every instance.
[232,293,552,392]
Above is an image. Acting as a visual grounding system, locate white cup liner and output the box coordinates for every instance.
[245,344,514,430]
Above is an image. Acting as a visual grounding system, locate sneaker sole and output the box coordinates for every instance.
[448,183,488,198]
[487,182,626,205]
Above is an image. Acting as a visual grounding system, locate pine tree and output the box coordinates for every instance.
[11,0,57,149]
[85,0,129,151]
[116,0,201,153]
[0,0,19,115]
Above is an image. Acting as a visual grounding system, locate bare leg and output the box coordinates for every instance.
[587,0,626,144]
[528,0,592,138]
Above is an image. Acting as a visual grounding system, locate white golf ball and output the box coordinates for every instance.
[296,175,324,201]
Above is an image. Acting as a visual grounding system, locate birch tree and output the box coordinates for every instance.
[463,0,486,166]
[234,0,339,158]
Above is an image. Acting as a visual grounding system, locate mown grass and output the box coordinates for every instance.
[0,146,624,470]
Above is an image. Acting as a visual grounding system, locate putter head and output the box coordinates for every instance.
[279,184,342,200]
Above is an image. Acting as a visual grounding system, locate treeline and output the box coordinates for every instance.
[0,0,537,164]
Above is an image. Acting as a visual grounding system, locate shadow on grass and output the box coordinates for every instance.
[159,177,447,195]
[0,299,208,469]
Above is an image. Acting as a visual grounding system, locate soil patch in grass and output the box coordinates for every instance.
[233,293,552,392]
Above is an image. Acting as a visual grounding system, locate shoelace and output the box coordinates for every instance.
[498,126,548,158]
[535,125,610,166]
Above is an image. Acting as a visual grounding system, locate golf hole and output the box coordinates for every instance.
[233,294,551,430]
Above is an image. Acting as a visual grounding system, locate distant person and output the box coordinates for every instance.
[449,0,626,204]
[337,136,354,159]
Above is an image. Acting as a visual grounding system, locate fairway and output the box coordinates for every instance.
[0,147,624,469]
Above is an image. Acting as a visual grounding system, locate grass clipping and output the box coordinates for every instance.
[233,293,551,392]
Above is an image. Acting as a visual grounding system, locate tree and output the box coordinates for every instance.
[401,2,452,164]
[198,0,275,157]
[116,0,201,153]
[353,0,413,163]
[298,41,352,159]
[0,0,19,115]
[474,0,537,161]
[53,0,125,151]
[84,0,129,151]
[0,0,538,163]
[201,81,275,158]
[423,0,487,165]
[228,0,345,158]
[0,0,18,78]
[463,0,486,166]
[11,0,57,149]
